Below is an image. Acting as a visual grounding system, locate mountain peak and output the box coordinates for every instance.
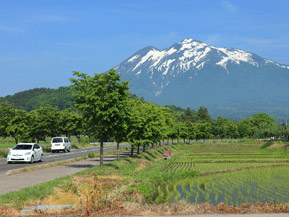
[116,38,289,81]
[115,39,289,119]
[180,38,204,44]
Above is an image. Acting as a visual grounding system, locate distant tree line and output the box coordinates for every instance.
[0,69,288,164]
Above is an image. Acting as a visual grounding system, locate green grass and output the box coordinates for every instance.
[0,176,70,208]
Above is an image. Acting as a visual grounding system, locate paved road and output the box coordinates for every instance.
[0,149,136,195]
[0,144,130,175]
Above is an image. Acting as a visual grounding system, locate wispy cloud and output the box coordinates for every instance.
[0,25,24,33]
[38,15,74,23]
[205,34,222,46]
[222,1,237,13]
[239,36,289,48]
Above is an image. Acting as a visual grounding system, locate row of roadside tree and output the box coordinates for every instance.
[0,69,288,164]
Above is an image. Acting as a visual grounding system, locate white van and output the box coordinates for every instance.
[51,137,71,153]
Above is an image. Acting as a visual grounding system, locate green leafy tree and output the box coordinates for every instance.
[227,120,239,139]
[70,69,129,165]
[252,113,275,129]
[196,122,212,141]
[59,109,83,141]
[161,107,177,144]
[29,106,60,143]
[185,107,193,122]
[143,102,166,148]
[238,117,256,138]
[0,102,15,138]
[195,106,212,122]
[6,109,30,144]
[114,98,130,159]
[179,122,190,143]
[127,100,145,154]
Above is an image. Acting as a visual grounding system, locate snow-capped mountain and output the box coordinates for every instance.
[115,39,289,119]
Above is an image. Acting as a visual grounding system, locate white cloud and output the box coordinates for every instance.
[222,1,237,13]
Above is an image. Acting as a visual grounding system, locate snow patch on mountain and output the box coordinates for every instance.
[216,48,258,69]
[115,38,289,98]
[128,55,140,63]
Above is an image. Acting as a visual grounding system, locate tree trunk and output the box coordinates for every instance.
[100,141,104,165]
[15,138,18,144]
[183,138,185,143]
[77,135,81,143]
[117,140,120,160]
[137,145,140,154]
[143,144,146,152]
[130,146,134,156]
[152,143,154,148]
[37,138,40,144]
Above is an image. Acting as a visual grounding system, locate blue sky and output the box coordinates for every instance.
[0,0,288,96]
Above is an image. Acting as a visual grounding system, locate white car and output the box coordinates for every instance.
[7,143,43,164]
[51,137,71,153]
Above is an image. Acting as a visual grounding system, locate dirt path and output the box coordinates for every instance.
[0,151,131,195]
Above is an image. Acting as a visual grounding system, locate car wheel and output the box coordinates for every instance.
[7,161,12,164]
[68,147,71,152]
[64,148,67,153]
[52,150,55,153]
[30,156,34,164]
[39,154,43,162]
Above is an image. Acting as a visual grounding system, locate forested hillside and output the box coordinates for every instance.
[0,86,75,111]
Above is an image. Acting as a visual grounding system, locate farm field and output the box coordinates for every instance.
[156,141,289,205]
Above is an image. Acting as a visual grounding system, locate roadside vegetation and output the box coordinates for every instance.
[1,69,289,215]
[0,141,289,216]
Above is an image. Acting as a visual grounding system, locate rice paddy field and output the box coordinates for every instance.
[156,141,289,205]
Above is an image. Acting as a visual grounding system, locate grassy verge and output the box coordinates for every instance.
[0,176,70,209]
[0,149,8,158]
[6,156,88,176]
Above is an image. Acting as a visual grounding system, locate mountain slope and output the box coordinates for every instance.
[0,87,75,111]
[115,38,289,119]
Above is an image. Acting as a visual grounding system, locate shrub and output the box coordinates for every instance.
[88,152,96,158]
[136,182,154,197]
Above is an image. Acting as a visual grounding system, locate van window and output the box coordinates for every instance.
[64,138,68,143]
[52,138,63,143]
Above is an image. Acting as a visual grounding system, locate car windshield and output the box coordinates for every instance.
[52,138,63,143]
[12,144,32,150]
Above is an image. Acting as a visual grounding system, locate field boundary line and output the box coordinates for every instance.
[200,163,289,176]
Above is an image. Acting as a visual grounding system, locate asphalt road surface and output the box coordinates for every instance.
[0,144,130,175]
